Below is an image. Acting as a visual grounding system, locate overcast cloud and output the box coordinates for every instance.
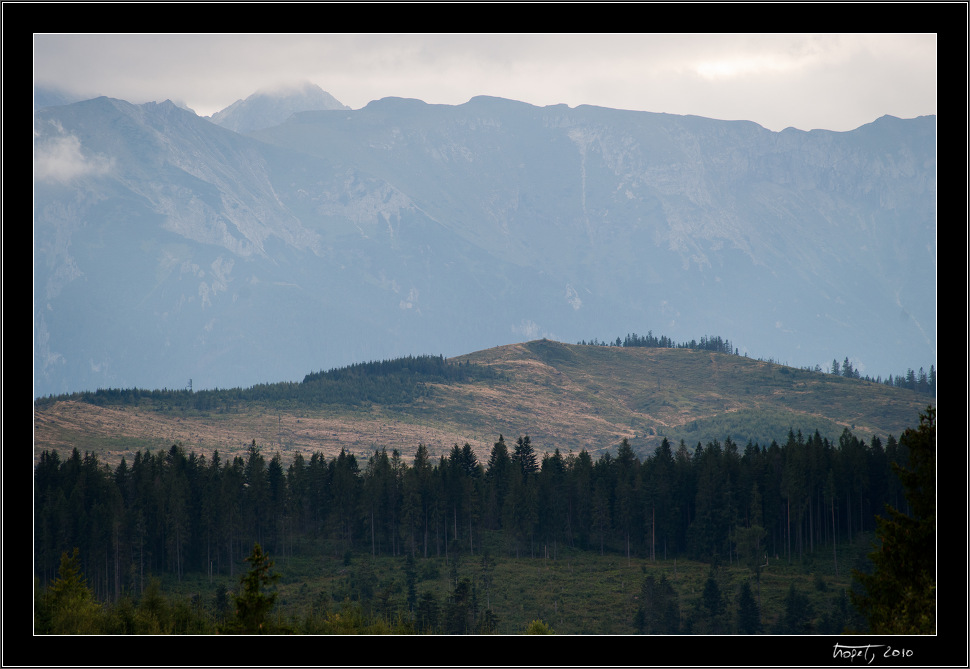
[33,33,936,132]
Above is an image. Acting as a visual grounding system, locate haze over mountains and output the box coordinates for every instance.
[208,81,351,133]
[33,82,936,398]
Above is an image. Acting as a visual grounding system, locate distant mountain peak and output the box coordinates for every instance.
[33,96,936,398]
[253,80,328,96]
[209,80,350,134]
[34,84,87,111]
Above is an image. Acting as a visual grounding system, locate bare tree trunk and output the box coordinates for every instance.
[114,522,120,603]
[831,497,838,577]
[787,497,791,564]
[846,491,852,542]
[809,497,814,554]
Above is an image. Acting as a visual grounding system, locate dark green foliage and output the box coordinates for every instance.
[415,590,440,633]
[37,354,502,412]
[478,607,499,634]
[404,553,417,612]
[580,330,733,354]
[881,365,936,396]
[576,331,934,397]
[35,552,218,635]
[301,354,499,407]
[35,548,101,634]
[35,339,935,422]
[444,577,474,634]
[35,426,909,597]
[137,578,171,633]
[512,435,538,476]
[699,571,726,634]
[232,543,280,633]
[773,582,815,634]
[817,588,855,635]
[634,573,680,634]
[214,583,231,624]
[34,406,934,635]
[851,407,936,633]
[736,580,760,634]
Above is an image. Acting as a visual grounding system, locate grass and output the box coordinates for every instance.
[35,340,933,470]
[155,530,869,635]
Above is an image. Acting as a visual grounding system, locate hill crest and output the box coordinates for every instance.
[33,340,933,468]
[34,95,935,397]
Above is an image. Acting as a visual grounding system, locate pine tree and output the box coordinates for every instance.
[512,435,539,476]
[736,580,760,634]
[232,543,280,633]
[774,582,815,633]
[700,569,726,634]
[634,573,680,634]
[416,591,440,633]
[444,577,474,634]
[478,607,499,634]
[37,548,102,634]
[851,407,936,633]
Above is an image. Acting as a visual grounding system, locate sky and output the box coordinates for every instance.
[33,33,937,132]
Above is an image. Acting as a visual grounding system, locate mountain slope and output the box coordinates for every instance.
[33,94,936,398]
[208,81,350,133]
[33,341,933,467]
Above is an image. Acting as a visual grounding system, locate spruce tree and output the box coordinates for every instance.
[736,580,760,634]
[512,435,539,476]
[232,543,280,633]
[774,582,815,633]
[37,548,102,634]
[416,591,440,633]
[634,573,680,634]
[851,407,936,633]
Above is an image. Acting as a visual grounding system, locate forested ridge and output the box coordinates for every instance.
[34,407,935,635]
[34,333,936,411]
[31,334,938,636]
[582,331,936,397]
[34,354,502,412]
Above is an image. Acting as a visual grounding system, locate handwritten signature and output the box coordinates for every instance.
[833,643,915,664]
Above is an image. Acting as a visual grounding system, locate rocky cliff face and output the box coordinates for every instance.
[33,92,936,397]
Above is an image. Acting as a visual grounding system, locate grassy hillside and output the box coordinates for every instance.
[33,339,933,467]
[154,529,871,635]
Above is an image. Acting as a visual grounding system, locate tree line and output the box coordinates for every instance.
[34,334,935,416]
[580,331,936,398]
[33,354,502,413]
[35,416,921,605]
[579,331,735,355]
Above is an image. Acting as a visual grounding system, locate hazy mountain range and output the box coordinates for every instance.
[33,82,936,398]
[208,81,351,133]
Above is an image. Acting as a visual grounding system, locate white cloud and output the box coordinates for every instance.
[34,127,112,182]
[565,284,582,310]
[33,33,936,132]
[399,287,419,310]
[512,319,542,340]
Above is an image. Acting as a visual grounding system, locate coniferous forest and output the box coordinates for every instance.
[33,404,937,637]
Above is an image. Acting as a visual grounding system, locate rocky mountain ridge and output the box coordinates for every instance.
[208,81,351,134]
[32,87,936,397]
